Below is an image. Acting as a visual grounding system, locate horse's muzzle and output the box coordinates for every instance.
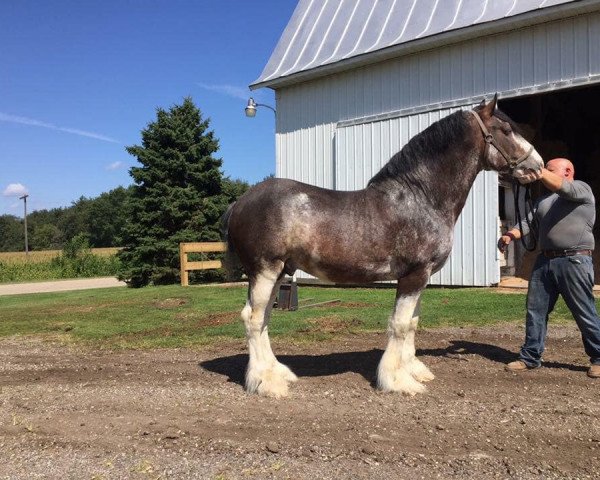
[511,149,544,182]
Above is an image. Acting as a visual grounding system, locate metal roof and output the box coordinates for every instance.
[252,0,588,89]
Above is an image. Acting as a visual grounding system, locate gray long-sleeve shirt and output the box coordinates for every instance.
[516,180,596,250]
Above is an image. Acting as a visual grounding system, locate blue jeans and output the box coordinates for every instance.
[520,253,600,367]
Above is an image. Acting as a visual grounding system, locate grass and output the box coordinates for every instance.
[0,284,581,349]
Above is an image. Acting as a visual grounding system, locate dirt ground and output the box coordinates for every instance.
[2,324,600,479]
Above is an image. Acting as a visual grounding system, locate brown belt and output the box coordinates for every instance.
[542,249,593,258]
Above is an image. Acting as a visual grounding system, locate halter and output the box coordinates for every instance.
[468,110,534,171]
[469,110,539,251]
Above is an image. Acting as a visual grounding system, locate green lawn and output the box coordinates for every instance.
[0,284,578,349]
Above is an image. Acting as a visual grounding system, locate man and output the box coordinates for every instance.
[498,158,600,378]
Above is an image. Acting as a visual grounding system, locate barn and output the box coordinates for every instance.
[250,0,600,286]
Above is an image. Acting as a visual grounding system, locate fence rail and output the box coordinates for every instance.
[179,242,227,286]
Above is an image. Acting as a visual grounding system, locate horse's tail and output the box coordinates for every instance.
[221,202,242,281]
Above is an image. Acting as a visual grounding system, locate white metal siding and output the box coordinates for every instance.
[275,11,600,285]
[334,107,499,286]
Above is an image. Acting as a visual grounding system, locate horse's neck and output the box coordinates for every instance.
[372,142,482,223]
[431,146,482,221]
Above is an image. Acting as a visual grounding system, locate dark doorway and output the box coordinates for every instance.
[498,84,600,282]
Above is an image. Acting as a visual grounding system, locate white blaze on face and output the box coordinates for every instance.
[512,134,544,182]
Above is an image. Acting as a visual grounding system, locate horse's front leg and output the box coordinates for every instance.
[377,281,433,395]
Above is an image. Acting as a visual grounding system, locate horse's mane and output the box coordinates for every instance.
[368,110,470,189]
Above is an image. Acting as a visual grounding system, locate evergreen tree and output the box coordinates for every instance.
[117,97,228,287]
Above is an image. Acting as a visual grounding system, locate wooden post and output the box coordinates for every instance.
[179,242,227,286]
[180,243,189,287]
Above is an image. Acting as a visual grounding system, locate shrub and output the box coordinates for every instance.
[50,234,120,277]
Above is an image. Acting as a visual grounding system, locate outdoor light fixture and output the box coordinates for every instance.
[245,97,276,117]
[245,98,257,117]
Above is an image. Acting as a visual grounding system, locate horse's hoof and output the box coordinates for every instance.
[274,362,298,383]
[377,368,426,395]
[414,371,435,383]
[410,359,435,382]
[246,362,297,398]
[256,376,290,398]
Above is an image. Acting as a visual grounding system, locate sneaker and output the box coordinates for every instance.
[588,365,600,378]
[505,360,535,372]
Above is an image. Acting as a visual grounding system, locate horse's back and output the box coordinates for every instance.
[231,177,360,221]
[238,177,348,203]
[227,178,401,280]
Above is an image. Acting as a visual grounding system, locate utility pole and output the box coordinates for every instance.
[19,194,29,256]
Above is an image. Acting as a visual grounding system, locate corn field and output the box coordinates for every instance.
[0,248,120,264]
[0,248,121,283]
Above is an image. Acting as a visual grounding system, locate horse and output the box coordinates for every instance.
[222,95,543,398]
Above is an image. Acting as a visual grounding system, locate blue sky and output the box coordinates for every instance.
[0,0,297,216]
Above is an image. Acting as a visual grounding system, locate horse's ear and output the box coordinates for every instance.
[478,98,486,108]
[481,93,498,118]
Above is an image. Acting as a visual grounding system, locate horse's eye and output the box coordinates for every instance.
[502,126,512,135]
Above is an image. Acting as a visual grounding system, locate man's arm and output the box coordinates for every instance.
[522,168,591,202]
[539,168,563,192]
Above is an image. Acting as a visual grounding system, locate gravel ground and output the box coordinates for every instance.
[1,324,600,479]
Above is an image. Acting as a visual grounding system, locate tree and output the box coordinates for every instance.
[31,224,63,250]
[87,186,132,247]
[65,197,90,240]
[1,187,132,252]
[28,207,66,249]
[117,97,229,287]
[223,177,249,203]
[0,215,24,252]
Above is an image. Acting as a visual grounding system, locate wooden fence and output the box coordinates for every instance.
[179,242,227,286]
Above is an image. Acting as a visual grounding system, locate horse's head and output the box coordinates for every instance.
[471,95,543,182]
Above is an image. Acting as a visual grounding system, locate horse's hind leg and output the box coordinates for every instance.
[377,278,433,395]
[243,265,297,398]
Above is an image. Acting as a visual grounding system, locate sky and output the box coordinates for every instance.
[0,0,298,217]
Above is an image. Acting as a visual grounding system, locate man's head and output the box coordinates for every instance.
[546,158,575,181]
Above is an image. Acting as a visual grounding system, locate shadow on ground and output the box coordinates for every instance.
[200,338,586,386]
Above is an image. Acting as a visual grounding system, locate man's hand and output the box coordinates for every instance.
[497,231,520,252]
[516,168,543,185]
[497,235,512,253]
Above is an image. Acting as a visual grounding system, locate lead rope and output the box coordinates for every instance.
[513,181,538,251]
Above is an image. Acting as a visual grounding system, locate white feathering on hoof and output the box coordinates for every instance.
[377,293,429,395]
[246,362,297,398]
[409,357,435,382]
[377,347,426,396]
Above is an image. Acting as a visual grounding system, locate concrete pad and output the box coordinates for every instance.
[498,276,600,293]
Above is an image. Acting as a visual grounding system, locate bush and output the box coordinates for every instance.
[50,234,120,277]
